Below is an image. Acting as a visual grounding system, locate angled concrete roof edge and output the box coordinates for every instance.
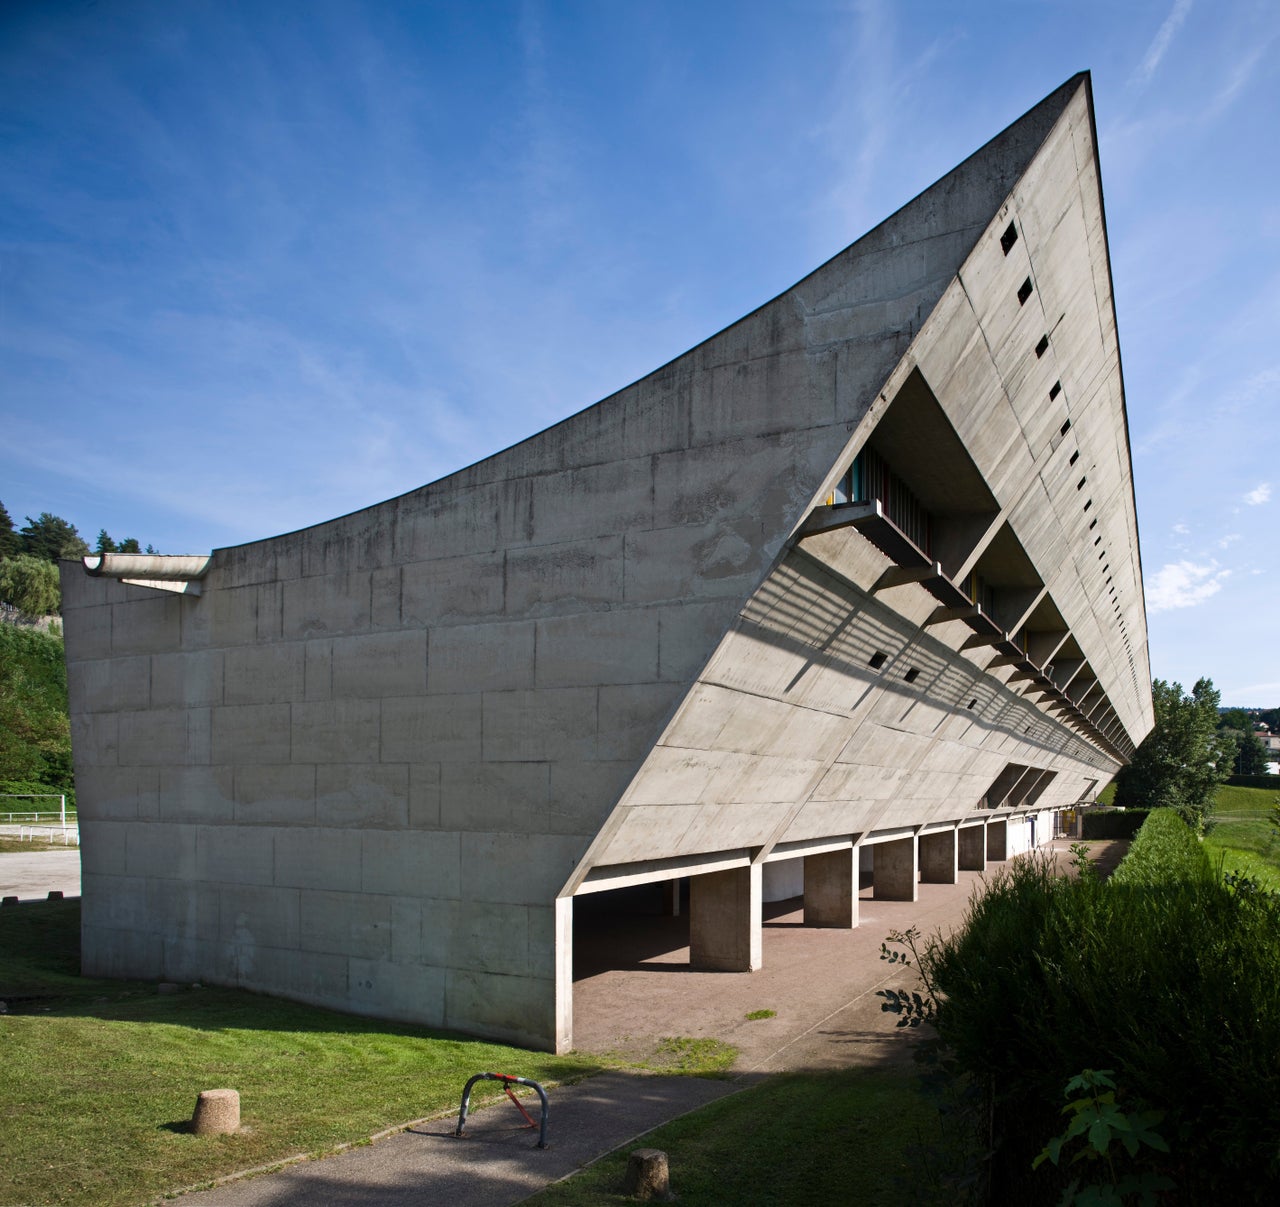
[206,74,1091,563]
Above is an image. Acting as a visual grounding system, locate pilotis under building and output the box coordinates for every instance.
[62,73,1152,1052]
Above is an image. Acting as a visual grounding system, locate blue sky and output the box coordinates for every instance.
[1,0,1277,705]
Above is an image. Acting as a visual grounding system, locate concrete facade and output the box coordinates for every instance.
[61,74,1152,1052]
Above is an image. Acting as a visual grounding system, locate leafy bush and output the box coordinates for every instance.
[904,811,1280,1201]
[1080,808,1149,840]
[0,624,73,793]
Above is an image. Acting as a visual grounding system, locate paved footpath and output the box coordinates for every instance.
[0,847,81,901]
[175,1071,749,1207]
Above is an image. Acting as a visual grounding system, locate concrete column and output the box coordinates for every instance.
[958,824,986,871]
[660,879,681,917]
[919,828,958,884]
[873,836,918,901]
[986,818,1008,861]
[802,849,858,928]
[689,865,762,972]
[554,896,573,1055]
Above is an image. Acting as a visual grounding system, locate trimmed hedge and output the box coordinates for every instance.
[1080,807,1149,839]
[1227,773,1280,789]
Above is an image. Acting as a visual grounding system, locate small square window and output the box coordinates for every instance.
[1017,277,1033,305]
[904,667,920,684]
[868,650,888,670]
[1035,334,1050,358]
[1000,222,1018,255]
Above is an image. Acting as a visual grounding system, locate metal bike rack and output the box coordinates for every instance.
[454,1072,549,1149]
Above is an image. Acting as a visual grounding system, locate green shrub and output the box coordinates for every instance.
[911,812,1280,1201]
[1080,808,1149,839]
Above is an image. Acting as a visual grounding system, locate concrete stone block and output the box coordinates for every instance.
[657,599,742,683]
[370,565,402,630]
[222,644,303,705]
[126,823,198,879]
[460,833,585,906]
[304,639,332,701]
[689,347,836,445]
[151,651,223,709]
[81,922,163,979]
[401,552,504,626]
[535,610,659,688]
[70,713,119,768]
[409,762,443,828]
[440,761,551,832]
[481,687,597,762]
[300,513,394,579]
[237,946,350,1005]
[361,829,461,898]
[316,763,409,828]
[67,655,150,714]
[547,761,636,835]
[382,695,482,763]
[111,596,181,655]
[78,819,128,876]
[596,683,683,761]
[445,968,555,1051]
[299,889,391,959]
[348,958,446,1026]
[331,631,427,699]
[233,765,317,825]
[219,884,302,949]
[158,767,235,823]
[212,703,292,765]
[274,826,362,892]
[281,571,372,639]
[505,535,624,616]
[195,825,276,886]
[623,520,761,605]
[290,700,381,764]
[428,621,536,694]
[62,603,112,661]
[118,707,211,767]
[76,765,159,821]
[446,901,532,975]
[528,456,654,545]
[147,878,220,944]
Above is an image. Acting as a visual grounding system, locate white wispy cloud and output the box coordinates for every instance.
[1132,0,1194,88]
[1245,483,1271,505]
[1172,522,1190,534]
[1146,560,1230,612]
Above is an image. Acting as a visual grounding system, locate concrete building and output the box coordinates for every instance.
[61,73,1152,1053]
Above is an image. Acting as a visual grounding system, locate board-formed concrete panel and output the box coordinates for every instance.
[63,73,1151,1052]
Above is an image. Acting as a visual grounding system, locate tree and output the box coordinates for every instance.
[0,500,18,559]
[1218,708,1251,733]
[1233,730,1270,776]
[95,529,118,553]
[118,537,141,553]
[19,512,88,562]
[1114,678,1236,834]
[0,554,61,618]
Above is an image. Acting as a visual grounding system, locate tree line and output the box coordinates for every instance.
[0,501,156,618]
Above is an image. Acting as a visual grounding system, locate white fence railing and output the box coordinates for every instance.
[13,825,80,846]
[1,794,72,827]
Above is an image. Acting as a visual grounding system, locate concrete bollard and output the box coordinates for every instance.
[623,1148,673,1201]
[191,1089,240,1136]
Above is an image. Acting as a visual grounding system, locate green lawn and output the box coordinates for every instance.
[527,1065,936,1206]
[1206,783,1280,888]
[0,901,728,1207]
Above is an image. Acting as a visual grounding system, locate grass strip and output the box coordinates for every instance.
[1205,783,1280,889]
[527,1065,933,1206]
[1,901,734,1207]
